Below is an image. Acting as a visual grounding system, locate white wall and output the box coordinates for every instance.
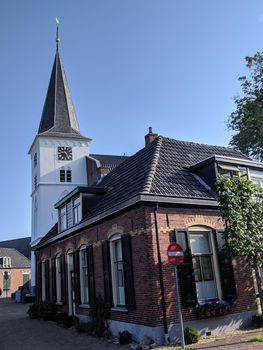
[29,136,90,290]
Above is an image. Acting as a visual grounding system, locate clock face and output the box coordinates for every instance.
[58,147,73,161]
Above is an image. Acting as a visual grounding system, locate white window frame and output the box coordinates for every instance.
[189,226,222,303]
[110,234,125,307]
[73,196,81,225]
[249,169,263,188]
[79,246,89,305]
[2,257,11,268]
[58,195,81,232]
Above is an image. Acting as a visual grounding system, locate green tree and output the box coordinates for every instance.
[228,52,263,161]
[217,176,263,312]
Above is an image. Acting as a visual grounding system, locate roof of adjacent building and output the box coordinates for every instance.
[90,154,129,171]
[37,51,89,141]
[37,136,250,247]
[0,237,31,259]
[0,247,31,268]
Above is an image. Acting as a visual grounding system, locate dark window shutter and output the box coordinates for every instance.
[121,233,135,310]
[102,240,113,307]
[174,229,197,306]
[45,260,50,301]
[215,230,237,301]
[51,257,57,302]
[37,262,42,303]
[73,251,80,306]
[60,254,67,304]
[87,246,96,306]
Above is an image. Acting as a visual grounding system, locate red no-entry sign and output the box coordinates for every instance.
[167,243,184,266]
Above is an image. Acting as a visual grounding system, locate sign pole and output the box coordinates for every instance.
[167,243,185,349]
[175,266,185,349]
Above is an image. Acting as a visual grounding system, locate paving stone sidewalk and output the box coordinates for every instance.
[187,328,263,350]
[0,298,126,350]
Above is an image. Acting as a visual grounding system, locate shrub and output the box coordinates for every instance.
[75,320,95,334]
[54,312,68,324]
[27,303,39,319]
[184,327,199,345]
[119,330,133,345]
[62,315,76,328]
[90,295,110,337]
[252,314,263,327]
[38,301,57,321]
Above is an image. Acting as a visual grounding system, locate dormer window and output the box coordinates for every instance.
[73,196,81,225]
[0,257,11,268]
[218,164,240,178]
[58,195,81,232]
[250,169,263,187]
[217,164,248,179]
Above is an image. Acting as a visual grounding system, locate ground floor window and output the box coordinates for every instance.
[55,255,62,303]
[189,228,221,302]
[110,235,125,307]
[3,271,11,292]
[41,260,46,301]
[79,247,89,304]
[22,272,30,286]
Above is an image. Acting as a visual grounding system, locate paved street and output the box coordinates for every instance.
[1,298,263,350]
[0,299,125,350]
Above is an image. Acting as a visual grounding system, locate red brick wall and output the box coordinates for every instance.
[37,205,257,327]
[0,268,31,297]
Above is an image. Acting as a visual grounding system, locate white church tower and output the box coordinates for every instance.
[29,32,90,292]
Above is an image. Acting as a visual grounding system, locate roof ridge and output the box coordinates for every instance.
[162,136,250,156]
[142,137,163,193]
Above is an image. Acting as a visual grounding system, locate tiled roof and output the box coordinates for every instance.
[0,237,31,259]
[38,136,250,246]
[91,137,249,215]
[0,247,31,268]
[38,51,88,140]
[90,154,129,171]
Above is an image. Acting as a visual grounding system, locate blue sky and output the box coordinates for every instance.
[1,0,263,240]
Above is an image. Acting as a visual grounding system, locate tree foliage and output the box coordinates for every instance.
[228,52,263,161]
[217,176,263,267]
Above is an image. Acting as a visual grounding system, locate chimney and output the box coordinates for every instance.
[145,127,158,146]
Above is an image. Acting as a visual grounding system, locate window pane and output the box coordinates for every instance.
[189,232,211,254]
[66,202,73,228]
[73,197,80,207]
[66,170,72,182]
[201,256,214,281]
[192,257,202,282]
[60,170,65,182]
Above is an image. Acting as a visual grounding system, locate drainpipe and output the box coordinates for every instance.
[154,204,169,345]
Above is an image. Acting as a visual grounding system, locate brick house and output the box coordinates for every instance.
[30,41,263,345]
[0,247,31,298]
[33,132,263,344]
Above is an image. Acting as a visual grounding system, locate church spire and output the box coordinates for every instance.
[37,22,87,139]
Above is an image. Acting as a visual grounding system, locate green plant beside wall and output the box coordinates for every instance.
[217,176,263,313]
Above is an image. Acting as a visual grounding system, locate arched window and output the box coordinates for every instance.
[55,254,62,303]
[41,259,47,302]
[79,246,89,305]
[110,234,125,307]
[188,226,222,302]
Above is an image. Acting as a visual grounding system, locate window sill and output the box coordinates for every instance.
[56,302,63,306]
[111,306,128,313]
[79,304,90,309]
